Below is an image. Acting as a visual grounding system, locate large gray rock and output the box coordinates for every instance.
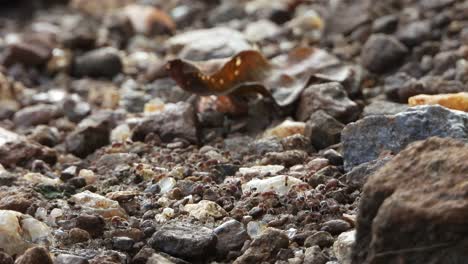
[296,82,360,123]
[148,222,216,260]
[132,102,198,143]
[352,137,468,264]
[342,106,468,171]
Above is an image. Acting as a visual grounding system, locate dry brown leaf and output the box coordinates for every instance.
[166,47,345,108]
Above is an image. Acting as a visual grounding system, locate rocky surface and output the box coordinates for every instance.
[0,0,466,263]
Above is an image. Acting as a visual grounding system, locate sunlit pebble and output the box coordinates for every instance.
[235,57,242,67]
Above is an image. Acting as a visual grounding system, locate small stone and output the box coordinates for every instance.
[321,219,351,235]
[60,166,78,181]
[304,231,334,248]
[296,82,360,123]
[305,110,344,150]
[62,95,91,123]
[110,124,131,142]
[244,19,280,42]
[146,253,177,264]
[70,0,133,16]
[122,5,175,36]
[113,237,135,251]
[55,254,89,264]
[372,15,398,33]
[149,222,217,260]
[303,246,328,264]
[72,47,122,78]
[184,200,227,221]
[361,34,408,73]
[214,220,249,256]
[27,125,61,147]
[263,120,306,139]
[333,230,355,264]
[242,175,305,195]
[397,21,431,47]
[69,228,91,243]
[345,158,391,189]
[234,228,289,263]
[14,246,52,264]
[74,215,106,238]
[13,104,60,128]
[362,100,409,117]
[262,150,308,167]
[323,149,343,166]
[238,165,285,178]
[249,137,283,155]
[0,252,13,264]
[71,191,126,218]
[2,37,53,67]
[132,102,198,144]
[408,92,468,112]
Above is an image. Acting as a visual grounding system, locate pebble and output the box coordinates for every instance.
[69,228,91,243]
[14,246,53,264]
[13,104,60,128]
[304,231,334,248]
[0,252,13,264]
[361,34,408,73]
[214,219,249,256]
[333,230,355,264]
[263,120,306,139]
[71,191,127,218]
[397,20,431,47]
[234,228,289,263]
[320,219,352,235]
[113,236,135,251]
[303,246,328,264]
[72,47,122,78]
[55,254,89,264]
[238,165,285,178]
[242,175,305,195]
[304,110,344,150]
[183,200,227,221]
[408,92,468,112]
[249,137,284,156]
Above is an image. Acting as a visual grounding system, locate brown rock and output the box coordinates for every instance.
[352,137,468,264]
[74,215,106,238]
[408,92,468,112]
[69,228,91,243]
[0,252,13,264]
[234,228,289,263]
[14,247,53,264]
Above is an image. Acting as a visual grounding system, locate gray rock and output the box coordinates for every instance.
[2,37,52,67]
[0,252,13,264]
[214,220,249,256]
[132,102,198,143]
[303,246,328,264]
[333,230,355,264]
[321,220,352,235]
[342,106,468,170]
[372,15,398,34]
[362,100,409,117]
[250,137,283,155]
[361,34,408,73]
[13,104,60,128]
[304,231,334,248]
[54,254,89,264]
[296,82,360,123]
[72,47,122,78]
[305,110,344,150]
[397,20,431,47]
[208,3,246,25]
[224,136,253,160]
[345,158,391,188]
[149,222,216,260]
[27,125,61,147]
[62,94,91,123]
[65,111,123,158]
[352,138,468,264]
[113,237,134,251]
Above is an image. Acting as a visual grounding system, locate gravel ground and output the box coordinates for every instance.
[0,0,467,264]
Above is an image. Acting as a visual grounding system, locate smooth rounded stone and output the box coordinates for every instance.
[333,230,355,264]
[0,252,13,264]
[73,214,105,238]
[249,137,284,155]
[2,38,52,67]
[244,19,280,42]
[352,138,468,264]
[72,47,122,78]
[27,125,61,147]
[65,111,121,158]
[113,237,135,251]
[304,231,334,248]
[362,100,409,117]
[372,15,398,33]
[397,20,431,47]
[13,104,60,128]
[234,228,289,263]
[242,175,305,196]
[321,220,351,235]
[296,82,360,124]
[305,110,344,150]
[71,191,126,219]
[183,200,227,221]
[303,246,328,264]
[14,246,52,264]
[148,222,217,260]
[263,120,306,139]
[342,105,468,170]
[62,95,91,123]
[55,254,89,264]
[361,34,408,73]
[167,27,251,61]
[214,220,249,255]
[69,228,91,243]
[238,165,285,178]
[132,102,198,144]
[0,210,52,256]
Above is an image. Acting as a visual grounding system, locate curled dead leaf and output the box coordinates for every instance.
[166,47,348,109]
